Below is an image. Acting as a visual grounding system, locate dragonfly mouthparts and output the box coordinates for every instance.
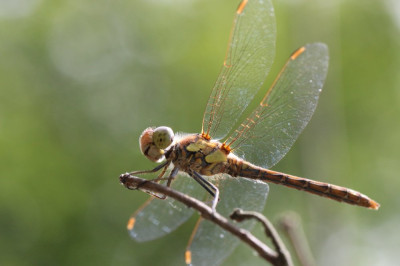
[119,173,130,185]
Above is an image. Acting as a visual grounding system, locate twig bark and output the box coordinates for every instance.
[120,173,290,266]
[231,209,293,266]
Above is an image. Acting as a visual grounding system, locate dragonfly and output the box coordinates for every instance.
[120,0,379,265]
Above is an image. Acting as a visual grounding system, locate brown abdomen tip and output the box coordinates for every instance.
[369,200,380,210]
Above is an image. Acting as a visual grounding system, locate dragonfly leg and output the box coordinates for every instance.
[191,171,220,211]
[129,160,170,176]
[155,167,179,200]
[129,161,176,200]
[166,167,179,187]
[150,162,172,183]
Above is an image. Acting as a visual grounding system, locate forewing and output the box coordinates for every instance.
[226,43,329,169]
[129,172,206,242]
[188,176,269,266]
[202,0,276,140]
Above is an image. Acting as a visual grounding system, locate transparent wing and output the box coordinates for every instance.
[129,172,206,242]
[225,43,329,169]
[188,176,269,266]
[202,0,276,140]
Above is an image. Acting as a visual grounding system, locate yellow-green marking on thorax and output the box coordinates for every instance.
[205,149,227,163]
[185,138,227,163]
[186,139,209,152]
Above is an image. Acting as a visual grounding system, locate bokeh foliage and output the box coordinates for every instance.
[0,0,399,265]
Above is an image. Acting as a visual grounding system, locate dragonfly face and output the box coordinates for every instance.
[121,0,379,265]
[139,126,174,162]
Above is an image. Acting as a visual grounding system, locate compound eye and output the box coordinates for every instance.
[152,126,174,149]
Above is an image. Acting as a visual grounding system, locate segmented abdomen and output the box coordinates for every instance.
[227,158,379,209]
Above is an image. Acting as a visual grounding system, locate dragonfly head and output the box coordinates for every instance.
[139,126,174,162]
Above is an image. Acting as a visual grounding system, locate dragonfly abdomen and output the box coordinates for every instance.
[228,159,379,210]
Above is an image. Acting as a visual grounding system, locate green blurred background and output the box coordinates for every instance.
[1,0,399,265]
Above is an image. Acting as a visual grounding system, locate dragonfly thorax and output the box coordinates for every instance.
[168,134,232,177]
[139,126,174,162]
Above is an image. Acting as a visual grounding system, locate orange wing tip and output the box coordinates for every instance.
[185,250,192,265]
[290,46,306,60]
[236,0,248,14]
[126,217,136,230]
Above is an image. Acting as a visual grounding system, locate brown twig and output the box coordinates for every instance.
[119,173,288,266]
[230,209,293,266]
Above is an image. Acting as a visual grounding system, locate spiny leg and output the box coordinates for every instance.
[128,161,177,199]
[156,167,180,200]
[191,171,220,211]
[191,173,215,197]
[166,167,179,187]
[129,160,170,176]
[128,160,171,185]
